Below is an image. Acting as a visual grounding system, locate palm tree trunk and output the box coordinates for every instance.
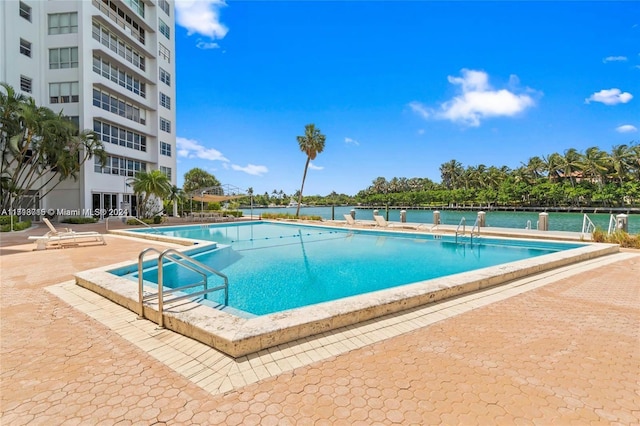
[296,156,310,217]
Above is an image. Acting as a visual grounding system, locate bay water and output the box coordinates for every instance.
[242,206,640,234]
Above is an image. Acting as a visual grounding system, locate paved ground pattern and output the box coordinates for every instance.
[1,221,639,424]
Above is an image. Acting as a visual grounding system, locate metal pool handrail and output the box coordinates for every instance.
[157,249,229,328]
[106,215,161,233]
[137,248,229,327]
[138,247,162,318]
[455,217,466,243]
[470,217,480,245]
[138,247,209,315]
[607,214,616,235]
[581,213,597,236]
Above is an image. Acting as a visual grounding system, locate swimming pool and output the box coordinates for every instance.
[123,222,583,316]
[76,220,617,357]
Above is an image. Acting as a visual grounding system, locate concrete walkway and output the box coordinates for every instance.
[1,220,638,424]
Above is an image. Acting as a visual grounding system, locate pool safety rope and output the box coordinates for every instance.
[229,230,342,243]
[232,231,354,252]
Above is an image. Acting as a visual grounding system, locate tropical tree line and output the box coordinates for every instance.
[353,145,640,208]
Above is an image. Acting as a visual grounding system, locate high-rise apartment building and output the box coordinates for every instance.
[0,0,177,219]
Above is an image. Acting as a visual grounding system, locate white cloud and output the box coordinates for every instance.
[410,69,536,127]
[344,137,360,146]
[176,137,229,162]
[585,88,633,105]
[308,163,324,171]
[615,124,638,133]
[603,56,628,63]
[408,101,430,119]
[196,40,220,50]
[175,0,228,41]
[231,164,268,176]
[447,69,490,92]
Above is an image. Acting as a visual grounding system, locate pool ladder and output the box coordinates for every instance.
[137,248,229,328]
[454,217,481,245]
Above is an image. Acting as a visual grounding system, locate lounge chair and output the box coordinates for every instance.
[343,214,375,227]
[374,215,394,228]
[28,218,106,250]
[374,215,425,230]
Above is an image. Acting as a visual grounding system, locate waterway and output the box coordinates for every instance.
[242,206,640,234]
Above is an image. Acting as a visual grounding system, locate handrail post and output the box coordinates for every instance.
[138,252,144,318]
[607,214,616,235]
[158,256,164,328]
[224,277,229,305]
[139,247,229,329]
[455,217,466,243]
[138,247,162,319]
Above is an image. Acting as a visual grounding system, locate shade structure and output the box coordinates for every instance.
[190,194,245,203]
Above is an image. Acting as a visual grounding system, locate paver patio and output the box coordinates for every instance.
[1,220,639,425]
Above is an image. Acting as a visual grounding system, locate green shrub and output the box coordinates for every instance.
[61,217,98,224]
[153,215,162,224]
[261,212,322,221]
[126,218,154,225]
[0,218,32,232]
[223,210,243,218]
[0,215,16,225]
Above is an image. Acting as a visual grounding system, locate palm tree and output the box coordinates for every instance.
[609,144,634,185]
[167,185,184,217]
[295,124,326,217]
[558,148,582,187]
[371,177,389,195]
[129,170,171,218]
[580,146,609,187]
[524,156,545,181]
[439,160,464,190]
[1,85,106,211]
[543,153,562,182]
[630,142,640,180]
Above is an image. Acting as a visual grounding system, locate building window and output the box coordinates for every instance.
[159,68,171,86]
[95,155,146,176]
[159,0,170,16]
[49,47,79,69]
[92,88,147,125]
[20,39,32,57]
[160,141,172,157]
[67,116,80,129]
[20,76,32,93]
[50,82,79,103]
[48,12,78,35]
[93,120,147,152]
[19,1,31,21]
[160,93,171,109]
[159,19,170,39]
[160,166,172,181]
[160,118,171,133]
[92,22,146,72]
[123,0,145,18]
[93,0,145,44]
[92,55,146,98]
[159,43,170,62]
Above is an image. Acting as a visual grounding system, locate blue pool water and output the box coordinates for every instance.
[122,222,584,316]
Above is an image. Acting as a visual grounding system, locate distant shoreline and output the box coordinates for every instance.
[245,205,640,215]
[355,206,640,215]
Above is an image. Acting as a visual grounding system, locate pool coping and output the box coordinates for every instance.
[77,223,619,358]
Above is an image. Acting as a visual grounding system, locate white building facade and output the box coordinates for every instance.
[0,0,176,219]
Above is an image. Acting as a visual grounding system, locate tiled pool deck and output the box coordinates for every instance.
[1,219,639,424]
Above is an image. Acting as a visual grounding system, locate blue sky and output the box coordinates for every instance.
[173,1,639,197]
